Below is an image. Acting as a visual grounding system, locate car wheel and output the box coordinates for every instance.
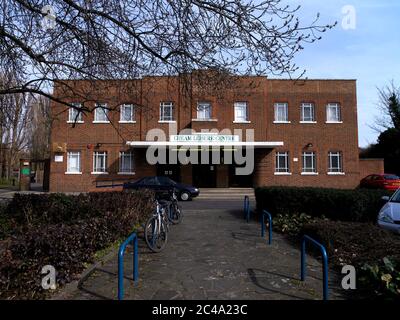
[180,191,191,201]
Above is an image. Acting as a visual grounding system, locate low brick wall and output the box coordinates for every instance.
[359,158,385,180]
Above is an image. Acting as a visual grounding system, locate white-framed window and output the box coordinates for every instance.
[326,103,341,122]
[68,103,83,123]
[274,103,289,122]
[328,151,343,173]
[275,152,290,173]
[119,151,135,173]
[120,104,135,122]
[66,151,81,173]
[159,102,174,121]
[302,152,317,173]
[197,102,212,120]
[94,104,109,122]
[234,102,248,122]
[301,103,315,122]
[93,151,107,173]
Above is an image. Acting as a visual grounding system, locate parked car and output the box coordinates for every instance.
[360,174,400,191]
[123,176,200,201]
[378,189,400,234]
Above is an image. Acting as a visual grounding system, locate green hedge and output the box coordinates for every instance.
[0,190,154,299]
[255,186,392,222]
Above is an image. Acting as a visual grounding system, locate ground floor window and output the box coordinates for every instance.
[275,152,289,173]
[67,151,81,173]
[328,151,343,173]
[302,152,316,173]
[119,151,134,173]
[93,151,107,173]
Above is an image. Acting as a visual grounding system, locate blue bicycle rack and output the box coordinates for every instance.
[244,196,250,222]
[261,210,272,245]
[301,235,329,300]
[118,232,138,300]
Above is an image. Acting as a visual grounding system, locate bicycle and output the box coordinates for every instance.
[167,188,183,225]
[144,198,169,252]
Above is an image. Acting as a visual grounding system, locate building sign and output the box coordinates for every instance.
[170,134,240,143]
[54,155,64,162]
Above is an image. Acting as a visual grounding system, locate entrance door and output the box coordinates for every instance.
[192,164,217,187]
[229,164,253,187]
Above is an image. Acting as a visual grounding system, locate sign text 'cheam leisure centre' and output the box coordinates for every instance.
[170,134,240,143]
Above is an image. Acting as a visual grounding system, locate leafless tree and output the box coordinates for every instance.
[371,81,400,132]
[1,0,336,114]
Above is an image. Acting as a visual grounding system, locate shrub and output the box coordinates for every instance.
[300,220,400,267]
[0,190,154,299]
[255,186,392,222]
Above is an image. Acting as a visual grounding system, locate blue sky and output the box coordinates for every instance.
[279,0,400,147]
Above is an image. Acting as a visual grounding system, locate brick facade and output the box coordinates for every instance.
[50,74,362,192]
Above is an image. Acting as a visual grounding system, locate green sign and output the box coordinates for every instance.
[21,168,30,175]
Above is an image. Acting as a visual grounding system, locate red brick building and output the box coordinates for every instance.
[50,73,364,192]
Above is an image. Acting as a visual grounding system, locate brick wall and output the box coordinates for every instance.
[359,159,385,181]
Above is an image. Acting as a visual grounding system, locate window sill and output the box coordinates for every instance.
[65,172,82,175]
[300,121,317,124]
[327,172,345,175]
[93,121,110,124]
[91,172,109,175]
[301,172,319,175]
[233,120,251,124]
[192,118,218,122]
[67,121,84,124]
[158,120,176,123]
[274,172,292,175]
[325,121,343,124]
[273,121,291,124]
[117,172,136,175]
[119,121,136,124]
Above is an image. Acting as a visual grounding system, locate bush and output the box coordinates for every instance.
[255,186,392,222]
[300,220,400,267]
[301,220,400,299]
[0,190,154,299]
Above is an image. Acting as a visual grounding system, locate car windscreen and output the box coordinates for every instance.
[391,190,400,203]
[384,175,400,180]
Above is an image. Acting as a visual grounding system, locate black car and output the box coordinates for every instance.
[123,176,200,201]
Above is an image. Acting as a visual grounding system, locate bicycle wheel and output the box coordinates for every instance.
[144,215,168,252]
[168,202,183,224]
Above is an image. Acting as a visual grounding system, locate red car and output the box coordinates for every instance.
[360,174,400,191]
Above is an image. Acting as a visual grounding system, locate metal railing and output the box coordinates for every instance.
[243,195,250,222]
[261,210,272,245]
[118,232,138,300]
[301,235,329,300]
[95,178,136,188]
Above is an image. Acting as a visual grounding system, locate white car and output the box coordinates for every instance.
[377,188,400,234]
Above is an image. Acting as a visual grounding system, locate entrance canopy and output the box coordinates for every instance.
[126,141,283,148]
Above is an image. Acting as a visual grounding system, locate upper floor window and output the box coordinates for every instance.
[197,102,212,120]
[66,151,81,173]
[68,103,83,123]
[160,102,174,121]
[120,104,135,122]
[93,151,107,173]
[326,103,341,122]
[275,152,290,173]
[234,102,248,122]
[301,103,315,122]
[302,151,317,173]
[119,151,135,173]
[94,104,109,122]
[328,151,343,173]
[274,103,289,122]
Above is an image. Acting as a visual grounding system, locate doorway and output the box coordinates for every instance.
[192,164,217,187]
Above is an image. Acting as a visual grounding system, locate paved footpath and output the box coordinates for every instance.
[55,199,344,300]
